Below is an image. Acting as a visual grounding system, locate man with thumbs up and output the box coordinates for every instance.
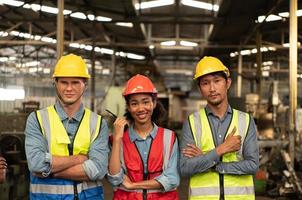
[180,56,259,200]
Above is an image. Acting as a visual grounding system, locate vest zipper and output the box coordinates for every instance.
[219,173,224,200]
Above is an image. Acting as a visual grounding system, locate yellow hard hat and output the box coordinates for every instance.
[52,54,90,79]
[194,56,230,80]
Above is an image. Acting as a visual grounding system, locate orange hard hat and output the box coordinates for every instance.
[122,74,157,96]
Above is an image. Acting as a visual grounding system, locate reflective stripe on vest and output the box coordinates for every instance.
[188,108,254,200]
[31,105,103,199]
[115,127,177,196]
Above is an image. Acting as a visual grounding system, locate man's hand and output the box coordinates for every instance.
[76,155,88,164]
[0,157,7,183]
[122,175,134,190]
[182,144,203,158]
[216,126,241,156]
[0,157,7,169]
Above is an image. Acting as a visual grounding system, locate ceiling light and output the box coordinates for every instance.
[0,0,24,7]
[100,48,114,55]
[0,31,8,37]
[43,68,50,74]
[96,16,112,22]
[180,40,198,47]
[70,12,87,20]
[166,69,193,75]
[135,0,174,10]
[160,40,176,46]
[126,53,145,60]
[181,0,219,11]
[115,22,133,28]
[149,45,155,49]
[257,9,302,23]
[87,14,95,21]
[230,46,276,57]
[41,5,59,14]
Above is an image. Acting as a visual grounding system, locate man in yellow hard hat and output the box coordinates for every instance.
[25,54,109,199]
[180,56,259,200]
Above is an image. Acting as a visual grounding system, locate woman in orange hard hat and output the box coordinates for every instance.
[108,74,180,200]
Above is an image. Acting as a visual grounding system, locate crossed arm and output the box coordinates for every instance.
[180,119,259,176]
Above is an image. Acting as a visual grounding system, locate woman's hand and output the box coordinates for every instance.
[113,118,128,141]
[122,175,134,190]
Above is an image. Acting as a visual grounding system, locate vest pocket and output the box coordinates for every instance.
[81,187,104,199]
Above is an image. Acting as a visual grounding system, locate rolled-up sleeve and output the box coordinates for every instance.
[25,112,52,176]
[107,168,125,186]
[83,119,109,181]
[155,139,180,192]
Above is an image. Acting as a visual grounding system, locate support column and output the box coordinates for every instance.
[237,52,242,97]
[56,0,64,60]
[289,0,298,165]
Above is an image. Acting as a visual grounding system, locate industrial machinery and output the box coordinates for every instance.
[0,101,39,200]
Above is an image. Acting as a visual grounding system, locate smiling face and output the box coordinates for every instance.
[198,73,231,107]
[127,93,156,126]
[55,77,86,106]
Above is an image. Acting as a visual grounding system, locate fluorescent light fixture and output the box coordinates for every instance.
[41,5,59,14]
[115,22,133,28]
[102,68,110,75]
[96,16,112,22]
[70,12,87,20]
[135,0,174,10]
[160,40,176,46]
[0,0,24,7]
[0,57,9,62]
[16,61,40,68]
[262,71,269,77]
[149,45,155,49]
[69,43,80,48]
[181,0,219,11]
[41,36,56,43]
[84,45,93,51]
[263,61,273,66]
[126,53,145,60]
[166,69,193,75]
[0,87,25,101]
[180,40,198,47]
[87,14,95,21]
[43,68,50,74]
[0,31,8,37]
[230,46,276,57]
[100,48,114,55]
[257,9,302,23]
[283,42,301,47]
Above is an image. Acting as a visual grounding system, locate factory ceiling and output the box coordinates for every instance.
[0,0,302,95]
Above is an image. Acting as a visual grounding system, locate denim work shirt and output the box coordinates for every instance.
[25,101,109,181]
[180,104,259,177]
[107,123,180,192]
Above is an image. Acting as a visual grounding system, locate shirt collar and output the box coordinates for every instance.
[129,123,159,142]
[205,104,233,116]
[54,100,84,122]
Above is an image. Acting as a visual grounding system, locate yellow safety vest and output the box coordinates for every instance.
[188,108,255,200]
[30,105,103,199]
[36,106,101,156]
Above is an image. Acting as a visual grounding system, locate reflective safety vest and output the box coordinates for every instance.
[30,105,104,200]
[188,108,255,200]
[113,127,179,200]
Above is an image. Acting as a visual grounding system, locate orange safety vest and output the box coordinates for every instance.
[113,127,179,200]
